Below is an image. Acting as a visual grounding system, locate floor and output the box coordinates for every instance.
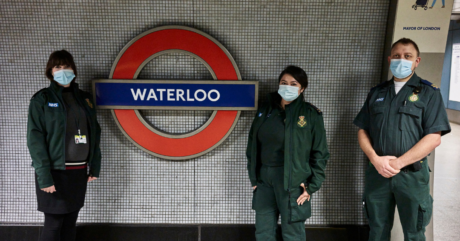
[434,122,460,241]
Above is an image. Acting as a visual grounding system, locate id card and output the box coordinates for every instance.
[75,135,87,144]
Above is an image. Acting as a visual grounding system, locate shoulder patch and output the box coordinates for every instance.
[307,102,322,114]
[420,79,439,90]
[80,89,92,97]
[31,88,47,100]
[370,81,390,91]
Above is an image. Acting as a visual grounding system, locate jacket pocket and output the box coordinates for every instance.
[370,106,385,132]
[289,187,311,223]
[399,105,422,131]
[370,105,385,115]
[417,195,433,231]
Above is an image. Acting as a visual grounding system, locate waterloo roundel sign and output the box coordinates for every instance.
[92,26,258,160]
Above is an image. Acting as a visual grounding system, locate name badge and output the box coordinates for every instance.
[48,103,59,107]
[75,135,87,144]
[376,98,384,102]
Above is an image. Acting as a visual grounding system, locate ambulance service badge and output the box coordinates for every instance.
[298,116,307,128]
[86,98,93,108]
[408,94,419,102]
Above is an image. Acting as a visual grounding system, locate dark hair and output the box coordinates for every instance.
[391,38,420,57]
[45,50,77,81]
[278,65,308,90]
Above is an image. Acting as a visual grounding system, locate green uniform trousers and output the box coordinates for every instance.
[253,165,308,241]
[363,163,433,241]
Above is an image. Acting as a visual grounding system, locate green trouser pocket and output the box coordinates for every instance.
[252,188,257,210]
[417,196,433,231]
[289,187,311,223]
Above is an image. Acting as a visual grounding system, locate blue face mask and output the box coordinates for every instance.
[390,59,413,79]
[53,69,75,86]
[278,85,300,101]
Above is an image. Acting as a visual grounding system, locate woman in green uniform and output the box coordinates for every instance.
[27,50,101,241]
[246,66,329,241]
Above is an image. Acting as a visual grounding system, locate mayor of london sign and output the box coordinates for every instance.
[93,26,258,160]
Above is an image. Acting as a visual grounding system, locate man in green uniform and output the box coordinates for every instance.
[354,38,451,241]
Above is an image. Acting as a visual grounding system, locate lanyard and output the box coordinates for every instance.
[63,94,84,137]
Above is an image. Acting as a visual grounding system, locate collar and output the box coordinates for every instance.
[389,72,420,88]
[49,81,78,94]
[267,91,304,111]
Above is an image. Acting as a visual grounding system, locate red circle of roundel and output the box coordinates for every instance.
[111,28,239,159]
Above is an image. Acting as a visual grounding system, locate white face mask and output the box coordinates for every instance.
[278,85,299,101]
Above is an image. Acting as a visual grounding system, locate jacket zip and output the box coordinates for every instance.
[287,103,294,223]
[49,87,67,170]
[287,104,293,192]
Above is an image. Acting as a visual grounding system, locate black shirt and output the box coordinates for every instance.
[62,88,89,164]
[257,105,285,166]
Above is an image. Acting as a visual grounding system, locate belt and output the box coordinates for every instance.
[368,160,423,173]
[400,161,423,173]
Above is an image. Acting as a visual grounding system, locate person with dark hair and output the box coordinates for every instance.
[391,38,420,57]
[27,50,102,241]
[354,38,450,240]
[246,65,329,240]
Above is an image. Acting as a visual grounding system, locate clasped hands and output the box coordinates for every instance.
[371,155,402,178]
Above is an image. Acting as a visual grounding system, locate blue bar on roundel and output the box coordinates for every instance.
[94,81,257,109]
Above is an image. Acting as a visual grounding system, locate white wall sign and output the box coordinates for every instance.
[449,44,460,102]
[393,0,453,53]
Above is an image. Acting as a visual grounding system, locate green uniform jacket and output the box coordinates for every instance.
[246,92,329,194]
[27,81,102,189]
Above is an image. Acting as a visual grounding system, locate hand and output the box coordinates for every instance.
[296,183,310,205]
[371,155,400,178]
[41,185,56,193]
[87,176,98,182]
[389,158,402,171]
[252,186,257,190]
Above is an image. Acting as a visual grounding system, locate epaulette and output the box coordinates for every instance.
[31,88,47,100]
[307,102,322,115]
[420,79,439,90]
[370,81,390,91]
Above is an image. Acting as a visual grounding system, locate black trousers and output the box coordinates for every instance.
[39,210,80,241]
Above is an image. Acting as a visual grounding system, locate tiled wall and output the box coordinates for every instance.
[0,0,389,225]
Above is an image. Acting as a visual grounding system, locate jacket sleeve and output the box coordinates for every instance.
[353,92,371,131]
[246,111,258,186]
[27,98,54,189]
[306,112,329,195]
[246,106,263,186]
[422,89,451,136]
[88,95,102,177]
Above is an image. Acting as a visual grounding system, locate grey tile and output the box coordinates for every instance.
[0,0,389,225]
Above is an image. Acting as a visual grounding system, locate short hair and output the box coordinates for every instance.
[45,50,77,81]
[391,38,420,57]
[278,65,308,90]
